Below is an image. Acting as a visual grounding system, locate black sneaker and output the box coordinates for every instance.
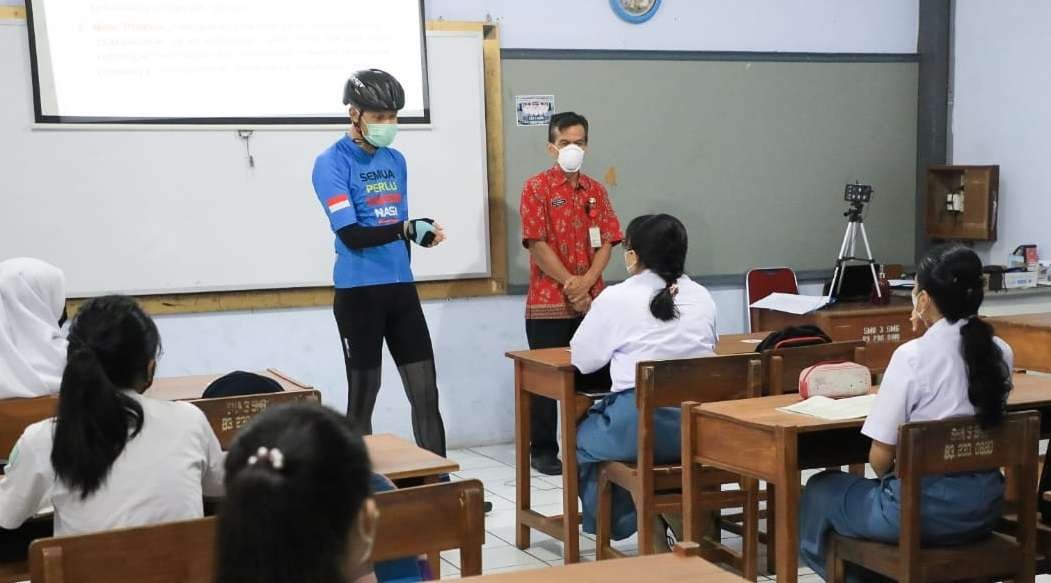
[483,501,493,513]
[530,453,563,476]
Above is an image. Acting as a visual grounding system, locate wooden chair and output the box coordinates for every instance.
[187,389,321,449]
[594,353,762,580]
[372,479,486,578]
[27,480,484,582]
[738,340,868,571]
[763,340,868,479]
[29,517,215,583]
[761,340,867,396]
[827,410,1040,583]
[0,395,58,464]
[745,267,799,332]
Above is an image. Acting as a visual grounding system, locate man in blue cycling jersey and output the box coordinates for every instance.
[312,69,448,456]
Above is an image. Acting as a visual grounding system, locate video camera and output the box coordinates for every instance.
[844,183,873,204]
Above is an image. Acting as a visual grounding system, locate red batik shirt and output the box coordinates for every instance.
[520,166,623,320]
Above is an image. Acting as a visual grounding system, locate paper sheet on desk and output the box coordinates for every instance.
[777,394,877,420]
[749,293,830,315]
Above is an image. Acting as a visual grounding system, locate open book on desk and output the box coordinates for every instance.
[777,394,877,421]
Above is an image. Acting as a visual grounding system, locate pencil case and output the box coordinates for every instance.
[799,361,872,399]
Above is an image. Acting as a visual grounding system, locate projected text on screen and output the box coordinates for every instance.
[26,0,429,124]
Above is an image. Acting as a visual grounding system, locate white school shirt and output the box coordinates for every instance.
[0,391,225,536]
[571,270,719,392]
[862,318,1013,446]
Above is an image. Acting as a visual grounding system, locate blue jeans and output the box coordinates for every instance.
[576,389,682,540]
[799,469,1004,583]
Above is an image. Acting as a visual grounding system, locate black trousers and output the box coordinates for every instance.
[334,284,447,457]
[525,318,611,457]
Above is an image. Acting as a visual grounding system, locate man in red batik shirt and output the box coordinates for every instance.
[518,111,623,475]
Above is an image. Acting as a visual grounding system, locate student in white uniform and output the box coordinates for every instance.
[571,213,718,547]
[799,245,1013,583]
[0,295,224,536]
[0,258,67,399]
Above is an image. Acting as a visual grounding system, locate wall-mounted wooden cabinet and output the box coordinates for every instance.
[925,165,999,241]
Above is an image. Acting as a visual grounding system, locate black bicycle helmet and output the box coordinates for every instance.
[343,68,405,111]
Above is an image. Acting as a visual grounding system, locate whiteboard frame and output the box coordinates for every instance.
[36,20,509,314]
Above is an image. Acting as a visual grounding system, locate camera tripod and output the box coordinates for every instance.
[829,201,882,300]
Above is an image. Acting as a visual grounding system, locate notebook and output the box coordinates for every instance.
[777,394,877,421]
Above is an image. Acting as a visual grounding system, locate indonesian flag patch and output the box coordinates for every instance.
[327,194,351,213]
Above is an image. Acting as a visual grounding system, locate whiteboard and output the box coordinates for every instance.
[0,27,490,296]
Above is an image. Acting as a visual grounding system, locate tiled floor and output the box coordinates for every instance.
[445,445,1051,582]
[443,444,801,581]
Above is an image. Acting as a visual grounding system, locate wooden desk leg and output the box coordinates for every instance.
[514,362,532,550]
[775,431,801,583]
[428,553,442,580]
[766,484,777,575]
[560,376,581,564]
[423,464,445,576]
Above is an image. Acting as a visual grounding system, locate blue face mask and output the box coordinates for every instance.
[363,121,398,148]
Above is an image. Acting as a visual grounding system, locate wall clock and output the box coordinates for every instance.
[610,0,662,24]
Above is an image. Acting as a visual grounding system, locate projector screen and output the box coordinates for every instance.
[25,0,429,124]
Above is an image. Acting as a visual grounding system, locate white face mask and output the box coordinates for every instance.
[557,144,585,173]
[624,249,638,275]
[912,289,925,323]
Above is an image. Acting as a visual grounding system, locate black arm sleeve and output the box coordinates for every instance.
[336,222,404,250]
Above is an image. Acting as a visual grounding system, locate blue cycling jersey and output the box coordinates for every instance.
[312,135,413,289]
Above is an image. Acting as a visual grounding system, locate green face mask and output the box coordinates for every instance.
[363,122,398,148]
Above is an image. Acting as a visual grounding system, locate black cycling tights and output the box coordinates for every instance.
[333,284,446,457]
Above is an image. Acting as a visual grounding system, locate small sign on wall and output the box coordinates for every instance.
[515,94,555,127]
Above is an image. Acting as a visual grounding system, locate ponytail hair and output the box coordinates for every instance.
[52,295,158,499]
[916,245,1010,427]
[216,403,372,583]
[624,214,689,322]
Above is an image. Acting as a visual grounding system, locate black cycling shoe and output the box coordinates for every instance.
[530,453,563,476]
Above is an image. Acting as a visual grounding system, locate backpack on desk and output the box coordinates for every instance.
[755,325,832,353]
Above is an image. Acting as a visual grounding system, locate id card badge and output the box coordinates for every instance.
[588,226,602,248]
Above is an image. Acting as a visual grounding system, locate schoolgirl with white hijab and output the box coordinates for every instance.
[0,258,68,398]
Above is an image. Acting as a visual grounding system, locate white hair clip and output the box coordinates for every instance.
[247,446,285,471]
[668,283,680,297]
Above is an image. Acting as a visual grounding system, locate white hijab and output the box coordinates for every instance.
[0,258,68,398]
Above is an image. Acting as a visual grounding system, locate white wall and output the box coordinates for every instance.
[951,1,1051,265]
[425,0,918,53]
[152,281,824,449]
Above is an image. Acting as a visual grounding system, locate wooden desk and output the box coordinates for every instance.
[505,333,765,564]
[751,298,916,372]
[145,368,313,401]
[366,433,460,483]
[989,313,1051,373]
[0,396,57,460]
[716,332,769,355]
[459,550,746,582]
[2,370,309,460]
[683,372,1051,583]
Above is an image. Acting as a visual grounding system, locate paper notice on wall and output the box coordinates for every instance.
[515,94,555,127]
